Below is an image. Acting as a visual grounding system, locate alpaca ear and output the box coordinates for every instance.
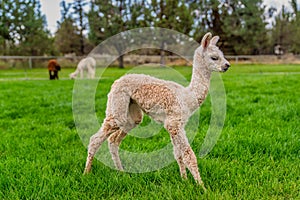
[210,36,220,46]
[201,32,212,49]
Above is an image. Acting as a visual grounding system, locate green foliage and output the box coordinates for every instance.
[87,0,152,67]
[197,0,268,54]
[270,1,300,54]
[72,0,88,55]
[54,0,90,56]
[227,0,268,54]
[1,0,300,56]
[150,0,194,34]
[0,65,299,199]
[55,18,82,55]
[271,6,293,52]
[0,0,54,55]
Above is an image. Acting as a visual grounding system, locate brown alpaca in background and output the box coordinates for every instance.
[48,59,61,80]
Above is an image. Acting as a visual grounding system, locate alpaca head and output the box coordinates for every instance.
[195,32,230,72]
[69,72,77,79]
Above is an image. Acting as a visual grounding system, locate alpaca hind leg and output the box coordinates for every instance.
[108,130,127,171]
[107,93,139,133]
[84,116,119,174]
[107,102,142,171]
[87,66,94,79]
[173,146,187,179]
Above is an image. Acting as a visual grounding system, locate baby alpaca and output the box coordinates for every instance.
[70,57,96,79]
[84,33,230,190]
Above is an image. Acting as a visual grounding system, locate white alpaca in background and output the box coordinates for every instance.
[70,57,96,79]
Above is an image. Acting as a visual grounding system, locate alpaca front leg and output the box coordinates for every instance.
[166,122,189,180]
[168,125,206,191]
[80,69,84,79]
[84,153,94,174]
[91,70,95,79]
[182,146,206,191]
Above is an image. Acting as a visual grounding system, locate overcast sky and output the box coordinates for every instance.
[40,0,73,34]
[40,0,295,34]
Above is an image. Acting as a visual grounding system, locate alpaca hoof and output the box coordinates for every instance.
[83,168,91,175]
[181,174,187,179]
[117,168,124,172]
[115,165,124,172]
[196,179,207,192]
[200,183,207,192]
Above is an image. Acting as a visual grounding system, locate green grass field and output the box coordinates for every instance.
[0,64,299,199]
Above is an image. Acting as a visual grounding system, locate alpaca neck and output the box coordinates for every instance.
[188,54,211,107]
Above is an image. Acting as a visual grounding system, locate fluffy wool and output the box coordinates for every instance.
[84,33,230,191]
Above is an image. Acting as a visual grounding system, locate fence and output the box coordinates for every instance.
[1,54,300,80]
[0,56,85,80]
[0,56,85,69]
[1,54,300,69]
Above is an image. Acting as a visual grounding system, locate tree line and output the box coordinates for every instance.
[0,0,300,59]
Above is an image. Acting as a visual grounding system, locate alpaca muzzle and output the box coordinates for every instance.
[222,63,230,72]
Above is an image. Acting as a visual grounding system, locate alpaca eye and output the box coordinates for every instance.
[211,56,219,61]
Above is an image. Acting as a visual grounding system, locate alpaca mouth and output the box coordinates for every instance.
[221,64,230,72]
[222,67,229,72]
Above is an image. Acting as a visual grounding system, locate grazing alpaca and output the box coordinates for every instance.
[84,33,230,190]
[48,59,61,80]
[69,57,96,79]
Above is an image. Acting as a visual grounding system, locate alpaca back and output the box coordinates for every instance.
[48,59,59,71]
[108,73,191,123]
[78,57,96,70]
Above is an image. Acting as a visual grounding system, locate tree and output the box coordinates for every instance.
[72,0,88,55]
[88,0,121,67]
[149,0,195,64]
[54,0,87,56]
[88,0,147,68]
[217,0,268,54]
[191,0,224,41]
[271,6,290,53]
[288,0,300,54]
[17,0,54,55]
[54,17,82,55]
[0,0,13,54]
[0,0,54,55]
[190,0,268,55]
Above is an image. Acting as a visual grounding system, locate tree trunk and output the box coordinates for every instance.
[160,41,166,66]
[118,55,124,68]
